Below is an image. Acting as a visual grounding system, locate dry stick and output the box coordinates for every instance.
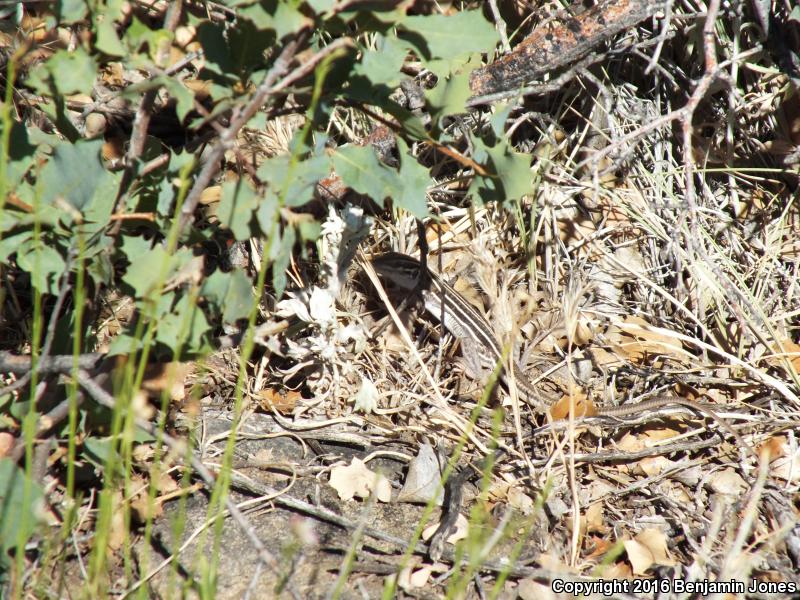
[644,0,674,74]
[575,45,761,173]
[9,389,89,463]
[0,351,103,374]
[468,0,663,98]
[465,53,599,107]
[225,468,585,583]
[208,36,353,181]
[487,0,511,53]
[189,99,261,183]
[71,50,204,121]
[719,448,770,582]
[73,369,302,600]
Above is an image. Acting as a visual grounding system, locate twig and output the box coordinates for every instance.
[469,0,663,97]
[487,0,510,53]
[0,351,103,374]
[644,0,674,74]
[466,53,599,107]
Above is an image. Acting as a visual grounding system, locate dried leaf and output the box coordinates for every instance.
[0,433,13,458]
[585,502,606,534]
[585,534,614,558]
[606,316,686,364]
[258,388,300,414]
[635,528,675,567]
[422,513,468,544]
[549,392,597,419]
[623,538,654,575]
[329,457,391,502]
[708,468,747,495]
[517,578,556,600]
[397,443,443,505]
[639,456,674,477]
[507,487,535,514]
[140,362,192,402]
[107,491,127,551]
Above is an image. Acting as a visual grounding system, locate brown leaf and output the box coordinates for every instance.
[585,502,607,534]
[329,458,391,502]
[623,538,654,575]
[550,392,597,419]
[258,388,300,414]
[606,316,685,364]
[634,528,675,567]
[107,492,127,551]
[708,468,747,495]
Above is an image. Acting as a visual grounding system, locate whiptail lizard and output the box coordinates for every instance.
[371,252,756,456]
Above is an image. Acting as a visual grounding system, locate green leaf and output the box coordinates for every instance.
[2,119,37,186]
[332,145,395,209]
[239,0,310,38]
[395,139,429,218]
[82,436,119,471]
[196,19,272,80]
[256,189,280,234]
[122,245,170,296]
[306,0,336,15]
[155,294,211,354]
[81,171,120,231]
[271,226,296,298]
[257,152,328,208]
[95,18,126,57]
[39,139,109,212]
[355,35,410,87]
[42,47,98,95]
[488,103,514,138]
[218,180,259,240]
[16,242,66,294]
[57,0,88,22]
[202,269,254,323]
[298,218,321,242]
[107,333,143,356]
[87,247,114,286]
[332,144,429,217]
[124,16,172,56]
[0,458,45,555]
[119,235,154,263]
[159,77,196,122]
[399,11,498,60]
[425,62,475,119]
[122,246,197,299]
[0,230,32,262]
[469,138,532,204]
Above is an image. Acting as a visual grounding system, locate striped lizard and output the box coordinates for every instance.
[371,252,755,456]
